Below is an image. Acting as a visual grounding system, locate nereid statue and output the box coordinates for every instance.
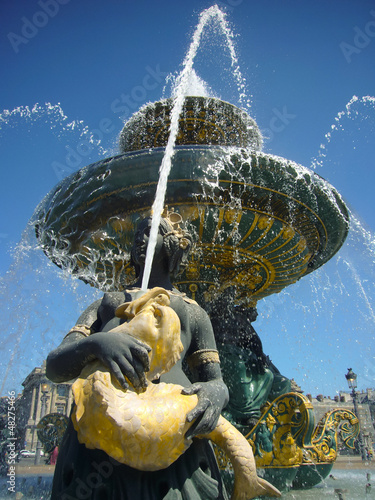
[209,299,291,432]
[46,214,280,500]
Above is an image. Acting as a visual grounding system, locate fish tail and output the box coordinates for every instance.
[206,416,281,499]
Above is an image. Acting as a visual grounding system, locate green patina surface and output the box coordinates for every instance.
[35,146,349,307]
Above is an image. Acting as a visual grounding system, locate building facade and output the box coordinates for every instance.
[16,362,73,451]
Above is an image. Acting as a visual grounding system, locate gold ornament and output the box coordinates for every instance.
[71,287,281,499]
[64,324,92,339]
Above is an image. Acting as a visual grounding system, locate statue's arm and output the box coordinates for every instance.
[183,304,229,438]
[46,296,151,390]
[46,299,103,383]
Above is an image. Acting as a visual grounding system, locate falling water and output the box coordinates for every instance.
[163,69,217,100]
[0,102,68,129]
[0,102,110,159]
[342,215,375,324]
[311,95,375,171]
[0,103,110,394]
[0,222,101,395]
[254,94,375,394]
[141,5,251,290]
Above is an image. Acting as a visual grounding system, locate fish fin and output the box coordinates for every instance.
[232,476,281,500]
[254,477,281,498]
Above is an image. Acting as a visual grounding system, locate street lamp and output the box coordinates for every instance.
[345,368,366,461]
[34,381,50,465]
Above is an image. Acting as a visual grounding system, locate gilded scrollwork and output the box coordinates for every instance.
[308,409,360,463]
[215,393,359,492]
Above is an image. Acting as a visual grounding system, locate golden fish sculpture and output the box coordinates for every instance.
[71,287,281,500]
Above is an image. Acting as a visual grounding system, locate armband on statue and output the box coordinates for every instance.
[64,324,93,339]
[187,349,220,371]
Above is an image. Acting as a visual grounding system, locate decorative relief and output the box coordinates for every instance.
[176,200,313,305]
[36,137,348,300]
[119,97,263,152]
[307,409,360,464]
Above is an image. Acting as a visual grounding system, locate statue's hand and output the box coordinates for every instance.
[182,380,228,439]
[89,331,151,391]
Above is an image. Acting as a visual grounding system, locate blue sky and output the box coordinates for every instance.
[0,0,374,398]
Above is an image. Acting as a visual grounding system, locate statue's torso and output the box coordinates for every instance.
[97,290,194,387]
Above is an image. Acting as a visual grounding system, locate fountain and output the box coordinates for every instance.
[1,4,374,499]
[32,7,355,493]
[34,90,357,491]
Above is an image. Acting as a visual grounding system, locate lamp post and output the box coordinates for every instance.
[345,368,367,461]
[34,381,50,465]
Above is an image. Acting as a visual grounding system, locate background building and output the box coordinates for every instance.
[16,362,73,451]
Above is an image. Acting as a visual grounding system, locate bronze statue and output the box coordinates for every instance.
[46,213,280,499]
[209,293,291,432]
